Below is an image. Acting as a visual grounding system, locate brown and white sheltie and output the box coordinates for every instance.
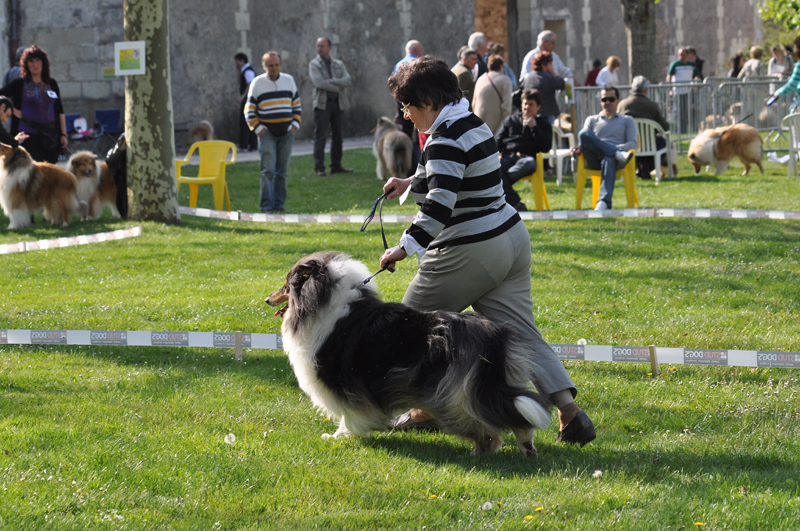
[687,123,764,176]
[266,251,553,457]
[67,150,120,220]
[0,143,82,229]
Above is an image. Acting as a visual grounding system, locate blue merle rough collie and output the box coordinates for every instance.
[266,251,552,456]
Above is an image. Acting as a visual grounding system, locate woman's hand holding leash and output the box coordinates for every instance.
[383,177,412,200]
[380,245,407,271]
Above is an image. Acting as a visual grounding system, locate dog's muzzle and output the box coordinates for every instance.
[266,292,289,318]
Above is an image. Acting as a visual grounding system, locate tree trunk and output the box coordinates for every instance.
[621,0,657,84]
[506,0,519,79]
[124,0,180,223]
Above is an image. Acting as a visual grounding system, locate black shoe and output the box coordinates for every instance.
[556,410,596,447]
[330,167,354,174]
[388,412,440,432]
[315,169,326,176]
[514,201,528,212]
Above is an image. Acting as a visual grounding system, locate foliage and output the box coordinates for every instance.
[760,0,800,30]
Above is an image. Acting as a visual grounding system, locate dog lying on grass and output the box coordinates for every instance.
[266,251,553,456]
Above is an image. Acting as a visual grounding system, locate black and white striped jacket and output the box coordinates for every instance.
[401,100,520,255]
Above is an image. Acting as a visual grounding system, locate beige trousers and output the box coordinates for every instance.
[403,220,577,397]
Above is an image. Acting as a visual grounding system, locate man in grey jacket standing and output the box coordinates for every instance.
[309,37,353,176]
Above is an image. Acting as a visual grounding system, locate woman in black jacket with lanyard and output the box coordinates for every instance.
[0,45,67,163]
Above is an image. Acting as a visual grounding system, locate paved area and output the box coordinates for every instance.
[178,135,374,163]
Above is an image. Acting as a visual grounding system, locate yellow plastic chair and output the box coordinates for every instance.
[575,150,639,209]
[517,153,550,211]
[175,141,237,211]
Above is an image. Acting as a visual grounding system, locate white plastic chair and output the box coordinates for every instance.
[545,125,575,186]
[634,118,671,184]
[781,112,800,178]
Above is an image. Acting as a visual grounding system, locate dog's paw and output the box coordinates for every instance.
[518,441,538,458]
[321,433,335,440]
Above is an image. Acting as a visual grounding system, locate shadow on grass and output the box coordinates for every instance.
[364,428,797,494]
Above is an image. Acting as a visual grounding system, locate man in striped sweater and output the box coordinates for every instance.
[245,52,302,213]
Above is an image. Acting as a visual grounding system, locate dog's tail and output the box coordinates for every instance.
[514,396,551,430]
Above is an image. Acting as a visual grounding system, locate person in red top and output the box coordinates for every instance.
[584,59,602,86]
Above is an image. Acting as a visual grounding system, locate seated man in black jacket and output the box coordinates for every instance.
[495,89,552,211]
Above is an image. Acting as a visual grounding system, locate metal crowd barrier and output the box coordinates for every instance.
[570,79,796,153]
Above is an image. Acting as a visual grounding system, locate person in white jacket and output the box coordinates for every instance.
[519,30,573,82]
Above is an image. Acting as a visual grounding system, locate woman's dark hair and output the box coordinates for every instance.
[20,45,51,82]
[730,53,744,76]
[793,36,800,52]
[488,54,504,72]
[532,51,553,71]
[388,55,462,111]
[521,89,542,106]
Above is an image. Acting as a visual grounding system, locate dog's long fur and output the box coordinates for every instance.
[67,151,121,220]
[687,123,763,176]
[372,117,413,181]
[266,251,552,456]
[0,143,81,229]
[190,120,214,142]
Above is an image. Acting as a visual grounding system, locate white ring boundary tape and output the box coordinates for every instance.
[179,206,800,222]
[3,330,799,370]
[0,226,142,255]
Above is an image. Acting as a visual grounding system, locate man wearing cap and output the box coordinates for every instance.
[617,76,671,178]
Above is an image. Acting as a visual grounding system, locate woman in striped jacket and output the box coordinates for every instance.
[380,55,595,447]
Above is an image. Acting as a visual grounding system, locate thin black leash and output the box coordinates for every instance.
[360,189,396,284]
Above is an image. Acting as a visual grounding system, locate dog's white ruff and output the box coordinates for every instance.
[0,157,34,229]
[281,255,387,438]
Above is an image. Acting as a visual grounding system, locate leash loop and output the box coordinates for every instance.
[360,190,396,274]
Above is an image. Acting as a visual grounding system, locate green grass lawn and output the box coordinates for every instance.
[1,149,799,529]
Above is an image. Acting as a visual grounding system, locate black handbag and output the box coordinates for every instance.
[511,87,523,113]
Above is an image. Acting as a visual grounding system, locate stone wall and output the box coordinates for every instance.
[7,0,764,146]
[475,0,507,48]
[10,0,474,144]
[13,0,126,127]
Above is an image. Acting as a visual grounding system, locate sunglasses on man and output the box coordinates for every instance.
[600,97,617,103]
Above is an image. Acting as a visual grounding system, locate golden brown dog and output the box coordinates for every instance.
[687,123,763,176]
[371,117,413,181]
[190,120,214,142]
[67,151,120,220]
[0,143,82,228]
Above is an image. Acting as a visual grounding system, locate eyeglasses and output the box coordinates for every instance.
[400,102,411,115]
[600,97,617,103]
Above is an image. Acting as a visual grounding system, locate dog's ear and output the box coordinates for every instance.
[297,263,317,279]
